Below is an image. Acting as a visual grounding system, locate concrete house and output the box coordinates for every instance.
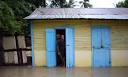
[25,8,128,68]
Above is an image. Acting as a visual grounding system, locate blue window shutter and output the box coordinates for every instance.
[101,26,111,67]
[92,26,111,67]
[92,26,102,67]
[92,26,102,49]
[101,26,111,48]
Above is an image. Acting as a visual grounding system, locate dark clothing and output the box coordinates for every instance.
[56,38,66,66]
[57,39,65,57]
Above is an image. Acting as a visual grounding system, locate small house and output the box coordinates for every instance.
[25,8,128,68]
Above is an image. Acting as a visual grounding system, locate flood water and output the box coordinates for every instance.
[0,66,128,77]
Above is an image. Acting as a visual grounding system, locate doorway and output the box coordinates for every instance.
[56,29,66,67]
[46,28,75,68]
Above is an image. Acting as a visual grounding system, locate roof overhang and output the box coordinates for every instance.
[24,8,128,20]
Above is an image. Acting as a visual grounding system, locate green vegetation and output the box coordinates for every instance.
[0,0,46,35]
[116,0,128,8]
[49,0,92,8]
[50,0,75,8]
[79,0,92,8]
[0,0,92,35]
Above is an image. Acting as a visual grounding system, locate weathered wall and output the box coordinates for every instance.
[111,23,128,66]
[3,36,16,49]
[33,22,46,66]
[3,36,31,64]
[33,20,128,67]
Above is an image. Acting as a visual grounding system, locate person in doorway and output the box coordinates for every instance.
[56,34,65,67]
[60,35,66,66]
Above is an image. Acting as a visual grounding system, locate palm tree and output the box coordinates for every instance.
[116,0,128,8]
[79,0,92,8]
[49,0,75,8]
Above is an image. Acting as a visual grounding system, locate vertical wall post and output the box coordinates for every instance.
[15,34,23,65]
[0,34,4,65]
[30,20,35,66]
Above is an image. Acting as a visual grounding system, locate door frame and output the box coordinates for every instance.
[91,25,111,67]
[55,26,75,68]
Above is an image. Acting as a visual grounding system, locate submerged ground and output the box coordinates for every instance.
[0,66,128,77]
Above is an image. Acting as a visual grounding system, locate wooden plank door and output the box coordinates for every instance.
[92,26,111,67]
[92,26,102,67]
[101,26,111,67]
[46,29,56,67]
[66,28,75,68]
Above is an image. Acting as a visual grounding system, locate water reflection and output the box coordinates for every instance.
[66,68,74,77]
[46,67,128,77]
[0,67,128,77]
[92,68,110,77]
[47,67,92,77]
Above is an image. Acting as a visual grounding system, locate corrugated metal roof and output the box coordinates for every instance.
[24,8,128,20]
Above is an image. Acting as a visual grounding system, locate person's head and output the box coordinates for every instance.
[57,34,61,39]
[61,35,64,40]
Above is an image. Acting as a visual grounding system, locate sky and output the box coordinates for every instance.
[73,0,125,8]
[89,0,125,8]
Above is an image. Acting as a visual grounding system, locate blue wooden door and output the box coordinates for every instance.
[92,26,111,67]
[101,26,111,67]
[46,29,56,67]
[66,28,75,68]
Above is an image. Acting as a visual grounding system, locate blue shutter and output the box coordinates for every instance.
[92,26,102,49]
[66,28,75,68]
[92,26,102,67]
[101,26,111,67]
[101,27,111,48]
[46,29,56,67]
[92,26,111,67]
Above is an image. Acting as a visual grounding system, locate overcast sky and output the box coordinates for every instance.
[73,0,125,8]
[89,0,125,8]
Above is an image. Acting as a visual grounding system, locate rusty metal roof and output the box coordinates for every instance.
[24,8,128,20]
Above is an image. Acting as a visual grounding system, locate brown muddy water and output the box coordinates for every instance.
[0,66,128,77]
